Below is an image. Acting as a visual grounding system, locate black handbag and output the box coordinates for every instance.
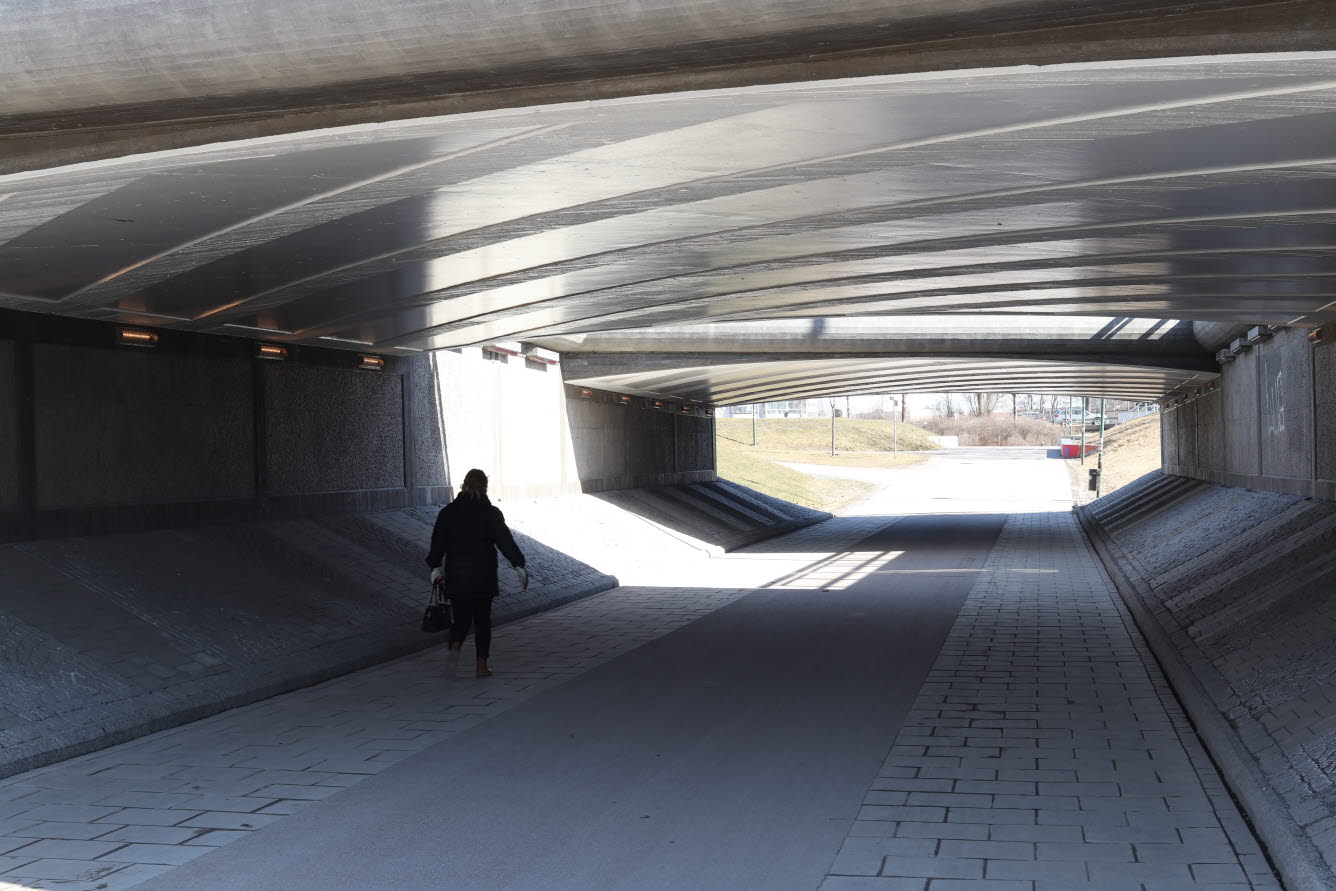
[421,580,452,633]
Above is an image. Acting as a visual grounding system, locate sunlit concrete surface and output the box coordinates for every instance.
[0,451,1278,890]
[561,355,1215,404]
[550,317,1221,403]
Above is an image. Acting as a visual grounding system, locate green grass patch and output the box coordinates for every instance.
[716,417,940,452]
[717,444,873,513]
[746,449,929,469]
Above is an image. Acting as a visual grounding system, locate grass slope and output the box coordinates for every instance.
[1070,413,1162,503]
[714,417,939,512]
[717,445,872,513]
[716,417,940,452]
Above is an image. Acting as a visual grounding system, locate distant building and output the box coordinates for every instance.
[720,400,818,418]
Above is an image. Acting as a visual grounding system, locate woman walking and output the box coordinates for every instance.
[425,469,528,677]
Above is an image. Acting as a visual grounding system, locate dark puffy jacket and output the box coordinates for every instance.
[424,494,525,599]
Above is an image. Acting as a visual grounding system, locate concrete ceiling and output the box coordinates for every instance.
[7,52,1336,399]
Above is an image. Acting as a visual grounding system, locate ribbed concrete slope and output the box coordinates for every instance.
[1079,472,1336,888]
[593,479,829,554]
[0,482,825,780]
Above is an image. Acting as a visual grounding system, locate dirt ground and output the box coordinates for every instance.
[1068,413,1162,504]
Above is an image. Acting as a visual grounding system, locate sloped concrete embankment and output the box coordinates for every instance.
[0,481,822,780]
[1077,471,1336,889]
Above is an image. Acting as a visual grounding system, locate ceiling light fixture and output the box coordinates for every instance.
[115,327,158,347]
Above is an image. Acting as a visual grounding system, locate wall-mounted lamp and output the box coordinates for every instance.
[1244,325,1276,346]
[482,341,522,357]
[359,355,385,371]
[1228,337,1248,356]
[578,387,593,399]
[1206,380,1217,391]
[256,343,288,361]
[652,400,664,409]
[116,327,158,347]
[680,404,692,413]
[1215,349,1236,364]
[618,394,633,406]
[522,344,559,365]
[1310,327,1326,344]
[705,408,714,417]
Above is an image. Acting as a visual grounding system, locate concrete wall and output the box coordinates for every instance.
[419,348,579,500]
[263,362,404,496]
[32,344,255,509]
[1164,327,1333,499]
[0,313,716,541]
[0,340,19,515]
[566,393,716,493]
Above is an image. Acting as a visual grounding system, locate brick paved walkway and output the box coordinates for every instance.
[822,509,1280,891]
[0,450,1283,890]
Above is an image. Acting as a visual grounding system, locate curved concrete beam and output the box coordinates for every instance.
[563,356,1216,404]
[5,1,1332,173]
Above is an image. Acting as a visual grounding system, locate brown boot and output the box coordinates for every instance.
[475,659,492,678]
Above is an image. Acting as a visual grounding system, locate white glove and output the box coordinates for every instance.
[515,566,529,591]
[430,567,443,584]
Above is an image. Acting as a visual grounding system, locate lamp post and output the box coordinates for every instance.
[830,399,837,456]
[892,396,899,453]
[1096,397,1108,497]
[1080,396,1088,465]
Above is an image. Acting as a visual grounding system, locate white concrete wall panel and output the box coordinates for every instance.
[426,350,579,500]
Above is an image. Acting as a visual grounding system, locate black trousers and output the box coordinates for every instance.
[448,597,493,660]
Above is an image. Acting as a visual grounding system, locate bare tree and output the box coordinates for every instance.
[963,393,1000,417]
[932,394,962,418]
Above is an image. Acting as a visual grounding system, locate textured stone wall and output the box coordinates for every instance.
[263,362,404,495]
[1081,473,1336,883]
[32,344,255,508]
[406,352,449,489]
[566,392,715,493]
[0,340,19,514]
[2,318,725,540]
[1164,327,1333,499]
[0,330,427,540]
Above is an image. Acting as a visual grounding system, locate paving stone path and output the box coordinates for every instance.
[822,509,1280,891]
[0,450,1284,889]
